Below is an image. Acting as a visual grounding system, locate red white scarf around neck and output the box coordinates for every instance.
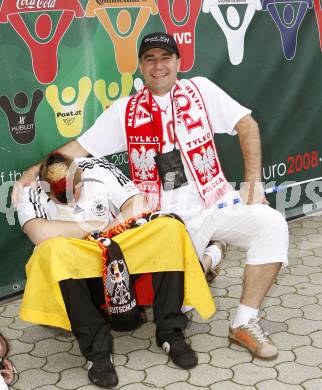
[125,79,230,208]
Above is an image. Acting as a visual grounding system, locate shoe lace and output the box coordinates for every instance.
[242,318,269,343]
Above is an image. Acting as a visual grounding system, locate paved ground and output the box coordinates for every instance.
[1,215,322,390]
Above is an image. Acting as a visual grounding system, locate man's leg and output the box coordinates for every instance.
[152,271,187,331]
[59,278,118,388]
[241,262,282,309]
[151,272,198,369]
[205,201,288,359]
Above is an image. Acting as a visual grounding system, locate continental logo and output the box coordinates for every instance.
[96,0,143,4]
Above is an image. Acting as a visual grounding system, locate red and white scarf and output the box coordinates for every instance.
[125,79,230,208]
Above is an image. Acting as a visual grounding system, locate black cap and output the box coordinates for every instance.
[138,32,180,58]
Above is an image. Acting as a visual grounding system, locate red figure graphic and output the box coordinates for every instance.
[158,0,202,72]
[314,0,322,49]
[0,0,85,84]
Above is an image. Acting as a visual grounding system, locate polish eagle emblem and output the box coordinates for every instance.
[192,146,217,182]
[130,145,156,180]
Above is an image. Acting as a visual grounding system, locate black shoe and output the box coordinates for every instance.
[156,329,198,369]
[88,355,118,388]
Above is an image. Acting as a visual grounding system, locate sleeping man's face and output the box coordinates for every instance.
[42,178,83,206]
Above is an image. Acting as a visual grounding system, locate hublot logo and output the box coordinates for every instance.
[0,90,43,144]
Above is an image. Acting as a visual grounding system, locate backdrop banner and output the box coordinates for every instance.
[0,0,321,298]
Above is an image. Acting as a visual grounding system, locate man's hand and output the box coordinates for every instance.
[11,164,40,207]
[239,181,269,205]
[0,359,14,385]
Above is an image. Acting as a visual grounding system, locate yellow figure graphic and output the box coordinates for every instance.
[86,0,158,74]
[46,77,92,138]
[94,73,133,111]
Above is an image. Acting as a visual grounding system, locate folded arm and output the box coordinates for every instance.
[106,194,151,230]
[22,194,150,245]
[22,218,101,245]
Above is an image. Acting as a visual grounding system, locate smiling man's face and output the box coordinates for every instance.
[139,48,181,96]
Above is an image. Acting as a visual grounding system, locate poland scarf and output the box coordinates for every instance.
[125,79,230,207]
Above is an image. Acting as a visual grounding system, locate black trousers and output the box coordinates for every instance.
[59,272,187,361]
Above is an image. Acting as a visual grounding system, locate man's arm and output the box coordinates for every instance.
[22,194,150,245]
[235,114,267,204]
[11,140,89,206]
[106,194,151,230]
[23,218,107,245]
[58,139,90,158]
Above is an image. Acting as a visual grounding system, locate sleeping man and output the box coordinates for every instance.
[17,152,215,389]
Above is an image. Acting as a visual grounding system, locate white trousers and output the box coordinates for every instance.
[163,189,289,265]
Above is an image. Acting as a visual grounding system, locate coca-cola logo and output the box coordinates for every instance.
[16,0,57,10]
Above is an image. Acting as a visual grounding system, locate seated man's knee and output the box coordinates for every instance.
[265,208,289,238]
